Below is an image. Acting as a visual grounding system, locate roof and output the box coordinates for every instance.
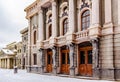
[1,49,14,55]
[20,27,28,34]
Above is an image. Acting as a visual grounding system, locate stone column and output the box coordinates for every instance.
[51,47,57,75]
[38,48,44,74]
[0,59,1,68]
[38,7,44,45]
[91,0,100,27]
[68,43,75,76]
[118,0,120,25]
[7,58,10,69]
[91,38,100,79]
[89,0,101,37]
[52,1,57,37]
[27,18,31,72]
[103,0,113,34]
[68,0,75,33]
[5,59,6,69]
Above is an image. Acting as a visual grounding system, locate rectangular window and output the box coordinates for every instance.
[80,51,85,64]
[33,54,37,65]
[62,53,66,64]
[87,50,92,64]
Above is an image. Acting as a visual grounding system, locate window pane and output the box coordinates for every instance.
[80,51,85,64]
[67,53,70,64]
[81,10,90,30]
[87,50,92,64]
[63,19,68,35]
[47,55,51,64]
[62,53,66,64]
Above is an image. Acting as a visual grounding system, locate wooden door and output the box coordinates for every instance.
[79,47,92,76]
[61,50,70,74]
[46,51,52,73]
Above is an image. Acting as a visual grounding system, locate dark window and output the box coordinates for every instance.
[62,53,66,64]
[63,18,68,35]
[33,31,36,44]
[24,45,26,53]
[81,10,90,30]
[33,54,37,65]
[47,55,51,64]
[48,25,52,38]
[80,51,85,64]
[87,50,92,64]
[67,53,70,64]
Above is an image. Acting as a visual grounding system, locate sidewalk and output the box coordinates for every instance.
[0,69,117,82]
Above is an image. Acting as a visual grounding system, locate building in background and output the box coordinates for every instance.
[16,42,22,69]
[24,0,120,81]
[0,42,18,69]
[20,27,28,69]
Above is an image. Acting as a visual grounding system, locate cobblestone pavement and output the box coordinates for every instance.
[0,69,116,82]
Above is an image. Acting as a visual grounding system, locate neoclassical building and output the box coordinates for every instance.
[25,0,120,81]
[16,42,22,69]
[20,27,28,69]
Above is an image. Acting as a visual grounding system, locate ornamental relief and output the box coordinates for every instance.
[60,2,68,18]
[80,0,92,10]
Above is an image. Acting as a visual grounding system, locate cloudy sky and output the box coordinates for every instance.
[0,0,35,49]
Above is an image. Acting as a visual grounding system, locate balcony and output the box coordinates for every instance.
[75,30,89,40]
[56,36,66,46]
[42,40,50,48]
[73,30,90,43]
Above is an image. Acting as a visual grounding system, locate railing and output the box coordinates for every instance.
[75,30,89,40]
[56,36,66,44]
[42,40,49,46]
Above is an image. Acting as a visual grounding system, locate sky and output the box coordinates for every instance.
[0,0,35,49]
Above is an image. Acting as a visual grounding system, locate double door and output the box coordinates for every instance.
[46,51,53,73]
[79,46,92,76]
[61,50,70,74]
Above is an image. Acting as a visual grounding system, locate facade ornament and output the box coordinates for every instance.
[90,38,99,68]
[68,43,74,68]
[38,48,43,67]
[51,46,56,67]
[80,0,91,10]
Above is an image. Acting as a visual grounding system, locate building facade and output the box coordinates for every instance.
[0,42,18,69]
[25,0,120,81]
[16,42,22,69]
[20,27,28,69]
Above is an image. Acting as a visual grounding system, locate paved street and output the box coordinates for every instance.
[0,69,116,82]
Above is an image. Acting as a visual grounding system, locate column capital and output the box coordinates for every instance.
[52,1,56,6]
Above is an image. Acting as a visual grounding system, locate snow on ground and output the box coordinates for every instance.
[0,69,116,82]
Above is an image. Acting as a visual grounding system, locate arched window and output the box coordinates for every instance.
[63,18,68,35]
[48,25,52,38]
[81,10,90,30]
[33,31,36,44]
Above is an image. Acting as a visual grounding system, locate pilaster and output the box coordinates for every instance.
[52,1,57,37]
[89,0,101,38]
[27,18,31,72]
[37,7,44,47]
[68,0,75,33]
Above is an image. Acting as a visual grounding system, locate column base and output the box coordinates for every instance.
[115,69,120,81]
[93,67,100,79]
[100,68,115,81]
[26,66,31,72]
[53,67,57,75]
[70,67,75,77]
[38,66,44,74]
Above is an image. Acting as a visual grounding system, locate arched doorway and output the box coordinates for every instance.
[61,46,70,74]
[46,49,53,73]
[78,42,92,76]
